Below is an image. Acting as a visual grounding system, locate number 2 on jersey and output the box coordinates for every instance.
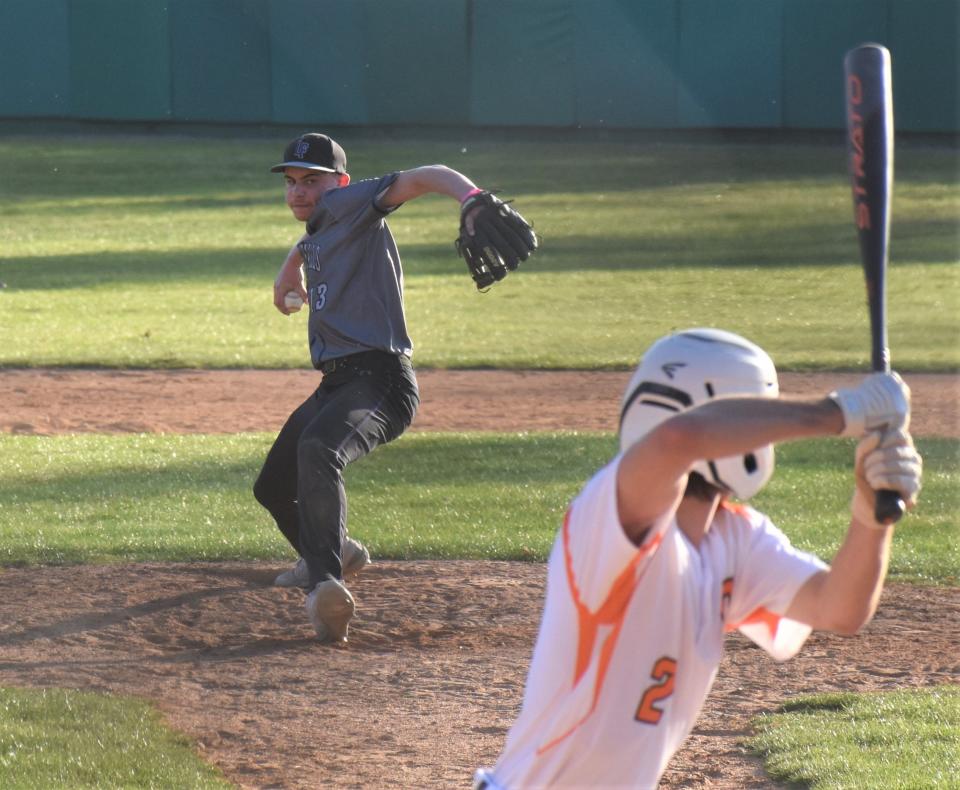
[635,656,677,725]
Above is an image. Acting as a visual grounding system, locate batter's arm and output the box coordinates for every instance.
[784,524,893,635]
[786,429,920,634]
[617,398,844,543]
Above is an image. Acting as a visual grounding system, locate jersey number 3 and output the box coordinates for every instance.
[635,656,678,725]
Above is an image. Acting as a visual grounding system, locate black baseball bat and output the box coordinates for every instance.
[844,43,905,525]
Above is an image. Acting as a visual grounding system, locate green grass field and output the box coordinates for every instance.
[1,432,956,583]
[0,687,231,789]
[0,129,957,369]
[749,687,960,788]
[0,127,957,787]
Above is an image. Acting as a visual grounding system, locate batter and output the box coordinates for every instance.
[476,328,921,788]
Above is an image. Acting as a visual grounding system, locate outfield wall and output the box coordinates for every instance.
[0,0,956,132]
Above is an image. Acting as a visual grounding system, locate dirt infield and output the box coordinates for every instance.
[1,368,957,437]
[0,368,957,789]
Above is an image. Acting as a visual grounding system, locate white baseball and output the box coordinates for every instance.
[284,291,304,311]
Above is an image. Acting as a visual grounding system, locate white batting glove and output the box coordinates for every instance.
[851,429,923,529]
[830,371,910,438]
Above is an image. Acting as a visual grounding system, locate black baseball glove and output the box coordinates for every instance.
[455,191,538,290]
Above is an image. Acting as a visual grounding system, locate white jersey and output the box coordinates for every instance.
[479,455,826,789]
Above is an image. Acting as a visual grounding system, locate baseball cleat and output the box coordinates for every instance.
[306,579,355,644]
[274,537,371,588]
[341,535,371,579]
[274,557,309,588]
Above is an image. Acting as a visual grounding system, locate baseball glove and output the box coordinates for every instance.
[455,191,538,290]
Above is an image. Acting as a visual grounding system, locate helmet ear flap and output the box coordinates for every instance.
[695,445,775,500]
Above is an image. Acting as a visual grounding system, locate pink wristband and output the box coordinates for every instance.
[460,187,483,203]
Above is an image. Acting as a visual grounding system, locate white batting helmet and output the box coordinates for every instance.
[619,328,779,500]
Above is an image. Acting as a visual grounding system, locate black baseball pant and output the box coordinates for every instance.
[253,350,419,590]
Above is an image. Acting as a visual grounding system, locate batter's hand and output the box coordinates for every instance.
[455,190,538,290]
[274,250,309,315]
[830,371,910,437]
[851,429,922,528]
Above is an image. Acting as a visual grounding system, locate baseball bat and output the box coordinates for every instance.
[844,43,905,525]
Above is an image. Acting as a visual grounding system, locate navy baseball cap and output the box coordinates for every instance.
[270,133,347,174]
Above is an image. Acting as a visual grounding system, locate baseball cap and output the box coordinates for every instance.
[270,133,347,174]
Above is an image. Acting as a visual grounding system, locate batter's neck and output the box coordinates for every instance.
[676,494,722,548]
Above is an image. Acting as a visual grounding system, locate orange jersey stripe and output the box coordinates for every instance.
[720,500,750,517]
[726,605,782,637]
[537,510,663,755]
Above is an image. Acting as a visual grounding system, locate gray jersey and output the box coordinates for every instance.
[298,173,413,368]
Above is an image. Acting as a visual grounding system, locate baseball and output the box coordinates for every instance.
[284,291,304,311]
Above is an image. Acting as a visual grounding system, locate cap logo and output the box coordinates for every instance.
[294,139,310,159]
[661,362,686,379]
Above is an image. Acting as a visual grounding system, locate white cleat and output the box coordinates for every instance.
[341,535,371,579]
[306,578,355,644]
[274,556,309,588]
[274,536,371,587]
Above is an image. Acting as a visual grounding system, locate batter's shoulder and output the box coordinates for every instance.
[716,500,768,531]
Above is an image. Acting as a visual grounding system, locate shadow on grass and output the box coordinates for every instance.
[1,214,955,292]
[1,434,614,504]
[778,693,857,714]
[2,129,955,202]
[348,433,615,489]
[0,192,278,216]
[1,453,260,504]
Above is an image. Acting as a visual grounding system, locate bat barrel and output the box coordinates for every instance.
[844,43,905,525]
[844,44,894,374]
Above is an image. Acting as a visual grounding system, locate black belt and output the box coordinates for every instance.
[319,350,397,375]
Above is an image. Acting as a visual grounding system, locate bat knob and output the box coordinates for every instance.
[874,488,905,525]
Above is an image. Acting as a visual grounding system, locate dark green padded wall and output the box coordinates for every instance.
[889,0,959,133]
[781,0,888,129]
[70,0,172,120]
[677,0,783,128]
[574,0,679,128]
[0,0,70,117]
[0,0,955,132]
[470,0,577,126]
[169,0,272,122]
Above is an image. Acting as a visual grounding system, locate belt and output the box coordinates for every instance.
[319,350,396,375]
